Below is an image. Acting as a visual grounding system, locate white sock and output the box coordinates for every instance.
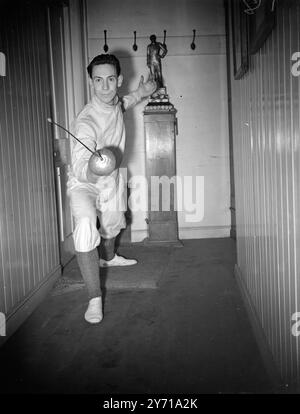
[84,296,103,324]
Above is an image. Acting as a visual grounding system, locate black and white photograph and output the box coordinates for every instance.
[0,0,299,403]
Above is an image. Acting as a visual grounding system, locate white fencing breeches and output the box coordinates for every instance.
[68,174,126,252]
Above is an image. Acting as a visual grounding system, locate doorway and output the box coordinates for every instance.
[47,1,87,266]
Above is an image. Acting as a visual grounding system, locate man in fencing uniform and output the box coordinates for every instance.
[67,54,156,324]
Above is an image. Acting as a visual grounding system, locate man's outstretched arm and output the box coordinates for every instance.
[122,73,156,110]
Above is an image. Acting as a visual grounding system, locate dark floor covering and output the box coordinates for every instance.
[0,238,276,394]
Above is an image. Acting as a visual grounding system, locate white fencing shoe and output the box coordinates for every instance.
[99,254,138,268]
[84,297,103,324]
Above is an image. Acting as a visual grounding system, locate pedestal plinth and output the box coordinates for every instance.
[143,93,182,247]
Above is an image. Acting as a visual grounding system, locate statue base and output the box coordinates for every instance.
[143,96,180,245]
[145,86,175,112]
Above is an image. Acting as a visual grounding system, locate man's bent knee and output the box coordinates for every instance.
[73,217,100,252]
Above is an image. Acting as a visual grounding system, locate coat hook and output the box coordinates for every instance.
[163,30,167,47]
[191,29,196,50]
[133,31,138,51]
[103,30,109,53]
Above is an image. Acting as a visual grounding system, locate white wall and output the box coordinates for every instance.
[86,0,230,241]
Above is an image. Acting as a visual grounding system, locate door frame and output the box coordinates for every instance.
[47,0,88,266]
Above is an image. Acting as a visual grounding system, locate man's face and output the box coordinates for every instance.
[90,64,123,105]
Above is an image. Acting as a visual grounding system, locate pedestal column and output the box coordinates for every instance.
[143,98,182,246]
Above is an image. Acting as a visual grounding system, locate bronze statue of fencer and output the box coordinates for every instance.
[147,34,167,90]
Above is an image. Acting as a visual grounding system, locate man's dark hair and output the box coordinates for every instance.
[87,54,121,78]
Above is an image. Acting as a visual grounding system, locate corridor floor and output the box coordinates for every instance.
[0,238,275,394]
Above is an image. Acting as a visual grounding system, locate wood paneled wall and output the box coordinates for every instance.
[0,3,60,322]
[228,1,300,390]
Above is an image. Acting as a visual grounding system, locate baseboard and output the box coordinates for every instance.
[234,264,283,392]
[0,264,61,347]
[179,226,230,239]
[143,237,184,248]
[131,226,230,243]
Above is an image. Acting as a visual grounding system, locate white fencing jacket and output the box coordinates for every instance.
[67,90,142,194]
